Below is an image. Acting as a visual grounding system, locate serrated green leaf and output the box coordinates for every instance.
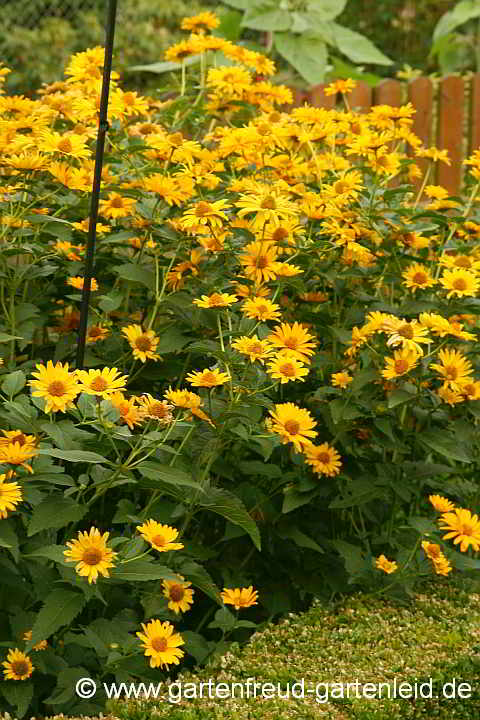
[242,4,291,31]
[275,32,327,85]
[113,262,155,290]
[331,22,393,65]
[282,487,318,514]
[277,525,324,553]
[181,631,214,665]
[24,545,68,565]
[419,431,473,463]
[307,0,347,20]
[1,371,26,397]
[433,0,480,41]
[28,496,86,536]
[197,487,261,550]
[137,461,205,492]
[28,589,85,648]
[178,559,222,604]
[112,560,180,582]
[38,448,109,463]
[409,516,437,535]
[1,682,33,718]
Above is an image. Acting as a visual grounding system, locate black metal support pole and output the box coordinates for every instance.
[75,0,118,370]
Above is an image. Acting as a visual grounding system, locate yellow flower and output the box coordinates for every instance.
[193,292,238,308]
[439,266,480,298]
[220,586,258,610]
[181,11,219,33]
[0,430,37,448]
[331,372,353,389]
[98,192,137,219]
[122,325,160,363]
[109,392,146,429]
[164,388,203,410]
[421,541,452,576]
[429,348,473,390]
[239,241,281,284]
[67,276,99,291]
[383,318,431,355]
[181,200,230,232]
[136,619,184,669]
[268,402,317,452]
[75,367,128,397]
[241,296,282,322]
[23,631,47,652]
[402,263,437,291]
[138,395,173,423]
[266,353,309,384]
[231,335,274,364]
[324,79,357,96]
[29,360,81,413]
[267,322,317,363]
[439,508,480,552]
[162,576,194,614]
[304,443,342,477]
[185,368,230,387]
[415,146,451,165]
[0,472,22,519]
[64,527,117,584]
[235,189,297,229]
[381,347,421,380]
[2,649,34,681]
[86,325,110,344]
[38,130,91,159]
[375,555,397,574]
[137,520,184,552]
[429,494,456,513]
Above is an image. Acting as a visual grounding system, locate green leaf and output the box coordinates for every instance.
[0,331,23,343]
[208,607,237,632]
[28,589,85,648]
[238,460,281,478]
[137,461,205,492]
[282,487,319,513]
[0,520,19,561]
[38,449,109,463]
[1,371,26,397]
[387,389,415,408]
[221,0,252,8]
[419,431,473,463]
[275,32,327,85]
[113,262,155,290]
[1,682,33,719]
[28,496,87,536]
[197,487,261,550]
[277,524,324,553]
[178,559,222,604]
[128,54,201,73]
[408,516,437,535]
[242,4,291,31]
[329,398,363,424]
[112,560,180,582]
[331,539,368,577]
[307,0,347,21]
[331,22,393,65]
[181,631,214,665]
[24,545,68,565]
[433,0,480,40]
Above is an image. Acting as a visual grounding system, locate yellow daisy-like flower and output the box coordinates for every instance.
[181,11,219,33]
[138,395,173,423]
[239,241,281,285]
[75,367,128,398]
[241,296,282,322]
[381,347,421,380]
[0,430,37,448]
[2,649,34,681]
[303,443,342,477]
[23,631,47,652]
[439,508,480,553]
[458,379,480,400]
[0,442,38,475]
[429,348,473,390]
[185,368,231,387]
[375,555,398,574]
[402,263,437,291]
[266,353,309,384]
[429,494,456,513]
[0,472,22,518]
[235,189,298,229]
[38,130,91,159]
[98,192,137,219]
[231,335,274,364]
[181,200,230,232]
[164,388,203,410]
[383,318,431,355]
[439,268,480,299]
[162,576,194,614]
[122,325,160,363]
[137,520,184,552]
[331,372,353,389]
[64,527,117,584]
[193,292,238,309]
[220,586,258,610]
[268,402,317,452]
[109,392,146,430]
[29,360,81,413]
[136,619,185,670]
[267,322,317,363]
[421,541,452,576]
[67,276,99,292]
[86,325,110,344]
[324,78,357,96]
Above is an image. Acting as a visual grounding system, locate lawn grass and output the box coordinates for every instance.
[2,578,479,720]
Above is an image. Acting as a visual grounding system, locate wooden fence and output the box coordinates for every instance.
[291,74,480,197]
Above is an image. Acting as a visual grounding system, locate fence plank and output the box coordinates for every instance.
[308,84,336,109]
[291,88,307,108]
[348,81,372,112]
[470,73,480,155]
[408,76,434,192]
[437,75,464,195]
[373,79,403,107]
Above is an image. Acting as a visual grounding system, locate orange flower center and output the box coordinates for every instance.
[256,255,269,269]
[152,534,166,547]
[135,336,153,351]
[284,337,298,349]
[57,138,73,153]
[452,278,467,291]
[444,365,458,380]
[82,548,103,566]
[88,326,104,338]
[11,661,29,677]
[149,403,170,419]
[10,433,26,446]
[124,92,135,105]
[250,342,264,354]
[202,371,218,384]
[398,324,414,339]
[256,304,268,315]
[208,293,225,306]
[261,196,276,210]
[459,522,475,535]
[169,584,185,602]
[284,420,300,435]
[110,196,124,208]
[334,181,348,194]
[454,257,471,268]
[47,381,67,397]
[195,202,212,217]
[394,359,409,374]
[280,362,295,377]
[316,452,331,464]
[413,272,427,284]
[151,637,168,652]
[90,376,109,392]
